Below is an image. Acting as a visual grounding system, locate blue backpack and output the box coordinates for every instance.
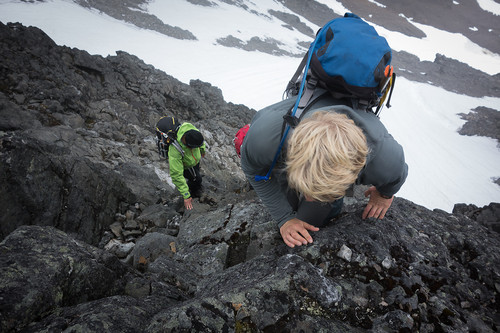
[256,13,396,182]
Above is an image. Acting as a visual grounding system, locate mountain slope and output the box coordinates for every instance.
[0,16,499,333]
[1,0,499,212]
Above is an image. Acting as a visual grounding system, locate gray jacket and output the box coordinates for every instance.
[240,96,408,228]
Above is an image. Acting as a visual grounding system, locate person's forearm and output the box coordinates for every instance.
[246,174,296,227]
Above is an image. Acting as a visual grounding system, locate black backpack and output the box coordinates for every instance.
[155,116,184,159]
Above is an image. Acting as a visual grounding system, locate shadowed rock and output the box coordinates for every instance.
[0,226,133,332]
[0,22,254,245]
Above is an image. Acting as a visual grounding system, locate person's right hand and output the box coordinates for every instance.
[279,218,319,248]
[184,197,193,210]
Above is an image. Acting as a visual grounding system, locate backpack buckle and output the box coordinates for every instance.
[283,114,299,128]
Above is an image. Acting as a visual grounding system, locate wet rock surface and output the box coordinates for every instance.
[1,20,499,333]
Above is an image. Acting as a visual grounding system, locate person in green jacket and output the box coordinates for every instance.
[168,123,206,210]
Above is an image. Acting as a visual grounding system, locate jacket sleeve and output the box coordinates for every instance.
[331,104,408,198]
[359,133,408,197]
[169,149,190,199]
[245,170,297,229]
[240,98,298,228]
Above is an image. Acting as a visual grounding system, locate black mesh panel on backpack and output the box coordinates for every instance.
[155,116,181,159]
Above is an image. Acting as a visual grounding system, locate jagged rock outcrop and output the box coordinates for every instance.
[453,202,500,233]
[2,198,499,332]
[0,21,254,245]
[458,106,500,143]
[0,22,499,333]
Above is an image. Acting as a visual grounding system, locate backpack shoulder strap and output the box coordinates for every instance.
[170,141,185,158]
[255,34,321,182]
[166,131,184,158]
[284,51,309,98]
[281,84,329,137]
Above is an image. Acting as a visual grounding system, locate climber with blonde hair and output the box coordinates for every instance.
[240,98,408,248]
[287,111,369,203]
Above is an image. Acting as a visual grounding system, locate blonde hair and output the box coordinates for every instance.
[286,111,369,202]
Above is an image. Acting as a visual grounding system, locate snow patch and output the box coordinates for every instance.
[476,0,500,16]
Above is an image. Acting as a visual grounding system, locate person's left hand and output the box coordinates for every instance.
[362,186,393,219]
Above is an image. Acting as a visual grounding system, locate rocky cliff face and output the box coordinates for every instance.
[0,22,499,333]
[0,21,253,245]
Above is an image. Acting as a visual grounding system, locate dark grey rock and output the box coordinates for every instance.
[0,226,134,332]
[392,51,500,98]
[216,34,303,57]
[75,0,196,40]
[349,0,500,55]
[22,295,157,333]
[0,21,254,245]
[131,232,177,269]
[148,253,345,332]
[186,0,216,6]
[105,239,135,258]
[143,197,498,332]
[148,256,200,295]
[268,9,315,38]
[175,242,229,278]
[135,203,178,229]
[277,0,341,30]
[147,296,234,332]
[0,17,499,333]
[371,310,414,332]
[453,202,500,233]
[458,106,500,143]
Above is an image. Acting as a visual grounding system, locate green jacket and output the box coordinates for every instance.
[168,123,206,199]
